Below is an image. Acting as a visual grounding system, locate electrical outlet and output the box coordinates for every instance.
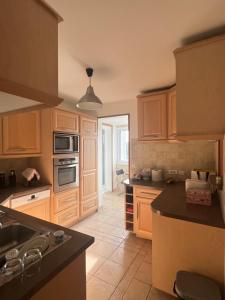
[178,170,185,176]
[168,170,178,175]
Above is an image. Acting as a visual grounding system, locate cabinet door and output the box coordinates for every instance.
[134,197,153,239]
[53,109,79,133]
[80,117,97,137]
[3,111,40,154]
[53,205,79,227]
[54,188,79,213]
[167,90,177,139]
[138,93,167,140]
[15,198,50,221]
[80,135,98,216]
[0,117,2,154]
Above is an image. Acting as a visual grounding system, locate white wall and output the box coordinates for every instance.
[97,99,137,139]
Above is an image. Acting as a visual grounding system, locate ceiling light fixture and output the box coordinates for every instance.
[76,67,103,110]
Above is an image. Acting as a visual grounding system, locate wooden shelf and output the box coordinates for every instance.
[126,220,133,224]
[126,211,134,215]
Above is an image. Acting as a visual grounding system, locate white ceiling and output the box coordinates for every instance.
[48,0,225,104]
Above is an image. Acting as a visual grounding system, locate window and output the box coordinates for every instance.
[117,127,129,163]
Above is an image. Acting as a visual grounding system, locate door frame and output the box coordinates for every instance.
[101,123,113,192]
[97,113,130,179]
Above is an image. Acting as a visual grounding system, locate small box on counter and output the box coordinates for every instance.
[186,189,212,206]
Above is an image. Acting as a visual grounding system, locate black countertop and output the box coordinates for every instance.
[0,183,52,204]
[124,179,225,229]
[0,185,94,300]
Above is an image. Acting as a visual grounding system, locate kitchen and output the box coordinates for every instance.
[0,1,225,300]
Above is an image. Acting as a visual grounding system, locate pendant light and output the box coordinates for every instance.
[76,67,103,110]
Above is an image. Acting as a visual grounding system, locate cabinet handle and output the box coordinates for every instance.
[10,147,26,151]
[148,134,159,137]
[27,196,39,202]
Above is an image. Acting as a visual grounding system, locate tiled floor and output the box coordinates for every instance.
[72,192,176,300]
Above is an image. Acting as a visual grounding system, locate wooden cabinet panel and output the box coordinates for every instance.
[80,117,97,137]
[135,187,162,199]
[0,0,60,97]
[81,137,97,171]
[80,197,98,218]
[54,205,79,227]
[167,90,176,138]
[3,110,40,154]
[0,117,2,154]
[138,93,167,140]
[15,198,50,221]
[53,109,79,133]
[81,171,97,202]
[54,188,79,213]
[134,196,153,239]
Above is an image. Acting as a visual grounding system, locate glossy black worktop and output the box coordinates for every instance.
[124,179,225,229]
[0,187,94,300]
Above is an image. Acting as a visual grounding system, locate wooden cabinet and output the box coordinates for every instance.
[53,205,79,228]
[2,110,40,154]
[53,188,79,227]
[80,117,98,218]
[0,0,62,106]
[138,92,167,140]
[167,89,176,138]
[0,117,2,154]
[80,117,97,136]
[15,198,50,221]
[53,109,79,133]
[137,87,177,141]
[134,187,161,239]
[54,188,79,213]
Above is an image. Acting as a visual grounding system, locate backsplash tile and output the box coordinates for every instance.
[130,139,217,180]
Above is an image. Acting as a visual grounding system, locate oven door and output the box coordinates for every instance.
[54,163,79,193]
[54,133,74,154]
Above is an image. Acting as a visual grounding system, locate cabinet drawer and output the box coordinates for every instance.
[54,205,79,227]
[134,187,162,199]
[54,188,79,213]
[80,197,97,217]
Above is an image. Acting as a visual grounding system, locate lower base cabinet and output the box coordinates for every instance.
[134,187,162,240]
[80,197,98,218]
[53,188,80,227]
[53,205,79,227]
[15,198,50,222]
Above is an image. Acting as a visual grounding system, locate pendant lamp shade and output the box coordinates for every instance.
[76,68,103,110]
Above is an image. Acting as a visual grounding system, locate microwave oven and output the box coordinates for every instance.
[53,132,79,154]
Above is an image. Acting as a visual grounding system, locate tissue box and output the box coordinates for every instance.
[186,189,212,206]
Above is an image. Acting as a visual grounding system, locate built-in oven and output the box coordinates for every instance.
[53,132,79,154]
[53,156,79,192]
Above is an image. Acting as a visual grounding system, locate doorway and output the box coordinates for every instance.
[98,115,129,207]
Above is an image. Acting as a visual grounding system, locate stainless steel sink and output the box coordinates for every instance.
[0,224,37,255]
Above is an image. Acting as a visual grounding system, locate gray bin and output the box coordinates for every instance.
[174,271,221,300]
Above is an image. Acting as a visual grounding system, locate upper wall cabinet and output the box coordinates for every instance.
[3,111,40,154]
[137,92,167,140]
[0,0,63,107]
[174,34,225,135]
[137,88,176,141]
[167,89,177,139]
[53,109,79,133]
[80,117,97,137]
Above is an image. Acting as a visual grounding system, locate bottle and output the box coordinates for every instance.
[9,170,16,187]
[0,172,6,188]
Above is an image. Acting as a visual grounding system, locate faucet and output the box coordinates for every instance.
[0,222,2,229]
[0,210,5,229]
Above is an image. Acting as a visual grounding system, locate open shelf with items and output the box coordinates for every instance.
[125,184,134,231]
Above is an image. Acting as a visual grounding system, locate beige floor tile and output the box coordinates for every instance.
[123,279,151,300]
[86,252,106,275]
[95,260,127,287]
[89,240,119,258]
[147,288,176,300]
[110,247,137,267]
[135,261,152,285]
[87,276,115,300]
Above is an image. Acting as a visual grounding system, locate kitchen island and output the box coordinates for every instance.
[124,179,224,296]
[0,187,94,300]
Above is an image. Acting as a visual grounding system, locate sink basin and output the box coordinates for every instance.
[0,224,37,255]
